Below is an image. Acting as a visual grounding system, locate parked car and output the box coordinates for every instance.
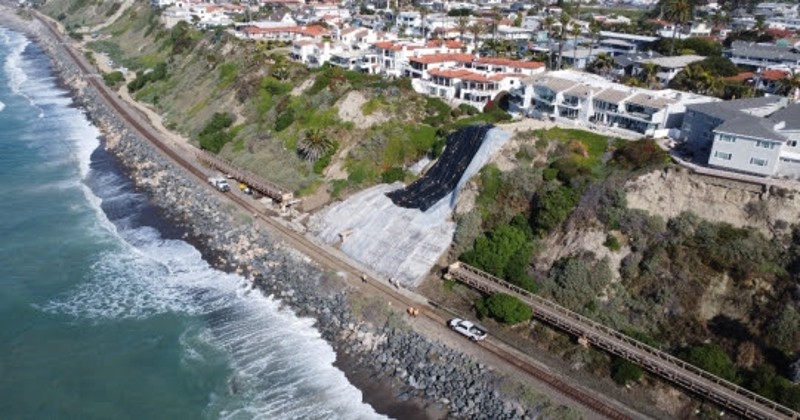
[448,318,487,341]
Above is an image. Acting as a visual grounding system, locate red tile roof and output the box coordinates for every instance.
[475,57,544,69]
[243,25,328,37]
[409,53,474,64]
[762,69,790,81]
[725,72,754,82]
[425,39,464,49]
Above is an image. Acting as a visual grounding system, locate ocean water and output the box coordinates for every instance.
[0,27,382,420]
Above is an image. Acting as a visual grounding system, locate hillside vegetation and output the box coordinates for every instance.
[43,0,508,198]
[451,127,800,411]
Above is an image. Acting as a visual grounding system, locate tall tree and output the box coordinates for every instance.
[468,22,485,51]
[557,12,571,69]
[664,0,694,56]
[588,52,615,78]
[543,15,555,69]
[456,15,470,44]
[570,22,582,69]
[588,19,601,63]
[778,71,800,101]
[419,6,429,40]
[640,62,662,89]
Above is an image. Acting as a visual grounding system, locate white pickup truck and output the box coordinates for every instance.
[448,318,487,341]
[208,176,230,192]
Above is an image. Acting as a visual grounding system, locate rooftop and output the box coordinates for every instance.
[715,116,787,142]
[638,54,705,69]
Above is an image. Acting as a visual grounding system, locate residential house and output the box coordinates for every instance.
[635,55,706,87]
[681,96,800,178]
[240,25,328,41]
[408,54,545,109]
[598,31,658,56]
[726,41,800,70]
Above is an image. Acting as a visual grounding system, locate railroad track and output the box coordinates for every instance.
[34,12,638,419]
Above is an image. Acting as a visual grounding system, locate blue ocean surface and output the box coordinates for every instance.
[0,27,382,419]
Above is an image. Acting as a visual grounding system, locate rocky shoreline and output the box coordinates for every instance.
[1,7,550,419]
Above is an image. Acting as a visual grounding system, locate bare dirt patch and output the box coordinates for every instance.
[290,78,314,96]
[336,91,388,129]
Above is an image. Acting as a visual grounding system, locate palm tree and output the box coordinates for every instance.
[588,52,615,78]
[456,15,470,45]
[556,12,571,69]
[298,129,332,161]
[468,22,485,51]
[588,20,601,63]
[419,6,429,40]
[640,62,661,89]
[778,71,800,101]
[542,15,555,69]
[570,22,581,68]
[664,0,694,56]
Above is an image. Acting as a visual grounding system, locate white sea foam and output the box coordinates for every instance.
[43,221,384,419]
[2,29,32,99]
[0,100,5,112]
[8,25,383,419]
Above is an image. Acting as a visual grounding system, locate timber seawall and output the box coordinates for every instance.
[0,7,549,419]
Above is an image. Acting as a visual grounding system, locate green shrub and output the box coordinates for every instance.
[274,109,295,132]
[542,167,558,181]
[422,97,452,126]
[312,142,338,175]
[611,357,643,385]
[531,186,579,234]
[612,139,669,169]
[604,234,621,251]
[543,254,612,311]
[198,112,234,153]
[458,103,480,116]
[461,224,537,292]
[102,71,125,87]
[381,167,406,183]
[218,62,239,88]
[479,293,532,325]
[549,156,592,183]
[680,343,739,383]
[261,76,292,96]
[127,62,168,93]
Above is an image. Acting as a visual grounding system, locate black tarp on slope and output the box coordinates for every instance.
[386,124,492,211]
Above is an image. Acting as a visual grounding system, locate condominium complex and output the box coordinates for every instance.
[509,70,718,137]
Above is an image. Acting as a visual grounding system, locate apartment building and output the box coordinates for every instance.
[511,70,717,137]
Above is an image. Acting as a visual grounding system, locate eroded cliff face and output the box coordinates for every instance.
[625,167,800,237]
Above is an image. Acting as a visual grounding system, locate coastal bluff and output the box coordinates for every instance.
[2,7,556,419]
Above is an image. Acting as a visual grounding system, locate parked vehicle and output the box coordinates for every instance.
[448,318,487,341]
[208,176,230,192]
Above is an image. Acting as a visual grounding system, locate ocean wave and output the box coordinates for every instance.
[42,221,383,419]
[0,99,5,112]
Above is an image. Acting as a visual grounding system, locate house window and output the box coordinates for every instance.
[756,140,776,149]
[750,157,768,166]
[718,134,736,143]
[788,140,798,147]
[714,151,732,160]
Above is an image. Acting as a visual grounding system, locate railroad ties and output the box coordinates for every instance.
[445,262,800,420]
[196,151,294,203]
